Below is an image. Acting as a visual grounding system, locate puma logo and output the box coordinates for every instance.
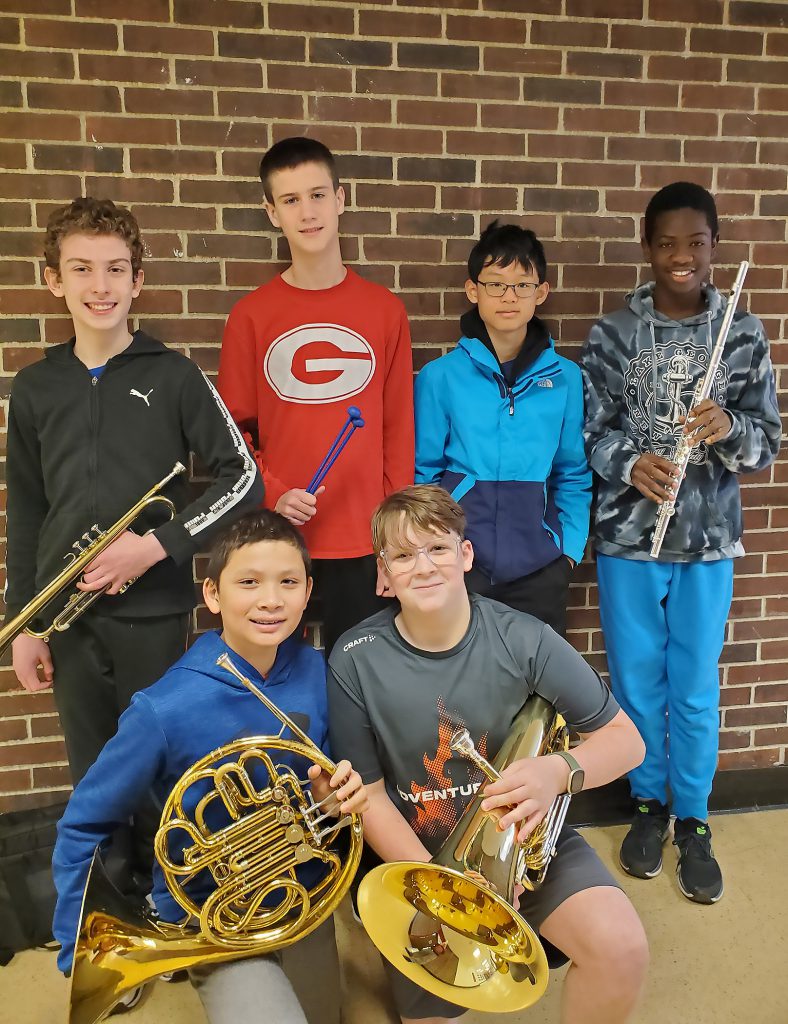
[130,388,154,407]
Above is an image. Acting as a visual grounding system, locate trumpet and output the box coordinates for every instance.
[0,462,186,658]
[68,653,364,1024]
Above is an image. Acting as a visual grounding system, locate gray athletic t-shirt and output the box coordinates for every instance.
[328,594,619,855]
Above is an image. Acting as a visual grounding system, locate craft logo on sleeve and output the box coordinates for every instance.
[264,323,376,404]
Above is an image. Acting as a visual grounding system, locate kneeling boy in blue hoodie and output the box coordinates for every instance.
[414,221,591,636]
[52,509,367,1024]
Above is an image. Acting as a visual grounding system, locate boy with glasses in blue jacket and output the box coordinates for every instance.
[414,221,591,636]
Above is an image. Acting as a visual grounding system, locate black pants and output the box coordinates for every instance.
[310,555,389,657]
[49,611,189,888]
[465,555,571,637]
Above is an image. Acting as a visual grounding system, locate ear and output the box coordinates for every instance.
[710,233,719,256]
[640,235,652,263]
[335,184,346,216]
[304,575,314,608]
[203,576,221,616]
[461,538,474,573]
[465,279,479,305]
[131,268,144,299]
[534,281,550,307]
[44,266,64,297]
[376,555,393,591]
[264,199,280,230]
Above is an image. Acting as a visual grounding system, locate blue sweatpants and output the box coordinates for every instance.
[595,554,734,821]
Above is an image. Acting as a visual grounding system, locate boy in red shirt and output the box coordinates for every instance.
[218,137,414,655]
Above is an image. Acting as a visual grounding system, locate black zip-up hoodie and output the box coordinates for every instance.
[5,331,263,621]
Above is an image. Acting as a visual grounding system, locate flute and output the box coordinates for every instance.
[650,261,749,558]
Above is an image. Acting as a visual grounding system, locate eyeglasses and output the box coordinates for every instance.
[476,280,540,298]
[380,538,461,575]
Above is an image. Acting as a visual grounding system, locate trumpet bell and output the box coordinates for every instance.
[358,861,549,1013]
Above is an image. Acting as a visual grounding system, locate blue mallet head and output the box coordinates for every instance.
[347,405,362,419]
[353,418,365,429]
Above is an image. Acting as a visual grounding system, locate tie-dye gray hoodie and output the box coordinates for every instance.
[579,282,780,561]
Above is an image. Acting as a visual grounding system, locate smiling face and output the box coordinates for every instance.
[264,160,345,260]
[204,540,313,673]
[377,523,474,619]
[44,232,143,342]
[465,258,549,358]
[642,207,718,318]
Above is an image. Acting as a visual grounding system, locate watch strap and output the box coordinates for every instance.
[553,750,583,792]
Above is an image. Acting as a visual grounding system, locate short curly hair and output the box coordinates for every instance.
[44,196,144,278]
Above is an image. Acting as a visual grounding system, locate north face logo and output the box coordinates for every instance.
[537,379,553,388]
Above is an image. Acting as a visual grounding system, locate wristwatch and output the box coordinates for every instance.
[552,750,585,795]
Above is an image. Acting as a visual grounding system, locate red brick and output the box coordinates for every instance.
[565,0,643,14]
[480,104,558,131]
[84,176,175,204]
[728,58,787,85]
[25,16,118,49]
[482,160,557,185]
[368,240,443,264]
[180,119,269,149]
[269,63,352,93]
[123,24,215,56]
[28,82,121,113]
[219,30,305,62]
[605,81,679,107]
[524,76,600,104]
[363,9,441,37]
[357,183,436,210]
[718,749,781,769]
[125,87,214,116]
[187,289,248,314]
[0,719,27,742]
[730,1,788,27]
[483,43,562,75]
[718,167,786,190]
[29,715,61,739]
[0,740,66,768]
[130,149,217,176]
[0,15,19,43]
[173,0,263,28]
[567,51,643,79]
[754,683,788,702]
[85,115,177,146]
[761,141,788,165]
[766,32,788,57]
[650,54,723,82]
[608,136,682,162]
[269,2,354,34]
[307,94,391,124]
[532,19,607,47]
[361,126,442,155]
[724,112,788,138]
[610,23,686,51]
[0,172,80,200]
[441,185,522,212]
[175,57,263,88]
[442,72,519,101]
[447,130,524,156]
[0,142,25,168]
[0,772,32,798]
[131,205,216,231]
[0,45,74,78]
[447,13,527,43]
[646,109,719,137]
[530,134,604,161]
[0,111,80,141]
[564,108,640,135]
[398,98,476,128]
[684,139,757,164]
[563,163,636,187]
[759,87,788,112]
[31,765,72,788]
[650,0,723,21]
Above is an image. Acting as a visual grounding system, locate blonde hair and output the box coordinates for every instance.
[372,485,466,554]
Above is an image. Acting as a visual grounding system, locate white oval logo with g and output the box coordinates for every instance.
[264,324,376,404]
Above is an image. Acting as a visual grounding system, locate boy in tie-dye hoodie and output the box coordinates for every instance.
[579,182,780,905]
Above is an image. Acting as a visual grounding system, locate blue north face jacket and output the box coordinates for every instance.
[579,282,781,561]
[415,316,591,583]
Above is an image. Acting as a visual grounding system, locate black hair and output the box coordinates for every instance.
[259,136,339,202]
[643,181,719,243]
[467,220,548,284]
[206,509,311,583]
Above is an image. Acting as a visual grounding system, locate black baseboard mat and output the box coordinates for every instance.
[567,765,788,827]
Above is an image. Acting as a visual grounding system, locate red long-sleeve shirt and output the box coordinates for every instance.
[218,269,415,558]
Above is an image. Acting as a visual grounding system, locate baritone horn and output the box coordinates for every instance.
[358,695,570,1013]
[69,653,364,1024]
[0,462,186,657]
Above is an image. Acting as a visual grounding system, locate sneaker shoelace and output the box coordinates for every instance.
[676,823,713,860]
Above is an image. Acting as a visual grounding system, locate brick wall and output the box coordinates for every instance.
[1,0,786,810]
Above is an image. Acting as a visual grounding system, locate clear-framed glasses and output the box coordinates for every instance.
[380,537,461,575]
[476,280,540,298]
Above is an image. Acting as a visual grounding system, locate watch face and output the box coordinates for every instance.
[569,769,585,795]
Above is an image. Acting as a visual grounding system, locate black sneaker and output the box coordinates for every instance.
[674,817,723,904]
[619,799,671,878]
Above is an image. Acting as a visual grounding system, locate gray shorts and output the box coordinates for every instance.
[384,826,619,1020]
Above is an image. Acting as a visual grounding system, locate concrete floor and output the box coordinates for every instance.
[2,809,786,1024]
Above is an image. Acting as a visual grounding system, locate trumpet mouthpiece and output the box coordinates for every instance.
[450,728,474,756]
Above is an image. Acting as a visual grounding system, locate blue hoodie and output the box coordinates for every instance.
[51,630,328,973]
[415,317,591,582]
